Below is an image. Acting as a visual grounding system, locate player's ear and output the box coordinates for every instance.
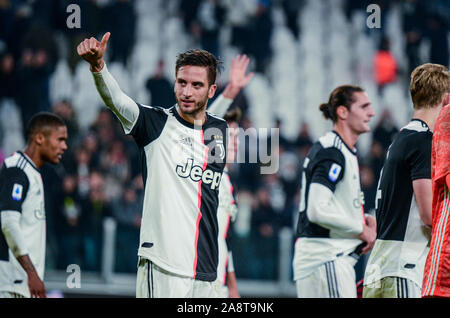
[34,132,45,146]
[208,83,217,99]
[443,92,450,106]
[336,105,348,120]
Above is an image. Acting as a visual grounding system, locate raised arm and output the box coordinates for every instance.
[208,54,254,117]
[77,32,139,133]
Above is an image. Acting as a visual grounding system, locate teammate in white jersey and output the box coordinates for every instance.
[78,33,229,297]
[215,109,241,298]
[363,63,450,298]
[208,54,253,297]
[0,112,68,298]
[293,85,376,298]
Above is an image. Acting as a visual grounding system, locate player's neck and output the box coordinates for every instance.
[333,124,358,150]
[177,107,207,126]
[412,105,443,132]
[24,145,44,169]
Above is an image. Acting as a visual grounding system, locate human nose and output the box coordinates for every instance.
[182,84,192,97]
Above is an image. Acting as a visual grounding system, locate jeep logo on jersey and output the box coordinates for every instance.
[176,158,222,190]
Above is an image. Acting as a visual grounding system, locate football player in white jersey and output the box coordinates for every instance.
[78,33,229,297]
[208,54,253,297]
[293,85,377,298]
[364,63,450,298]
[0,112,68,298]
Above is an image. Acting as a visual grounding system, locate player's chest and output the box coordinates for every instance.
[23,173,46,222]
[157,121,226,168]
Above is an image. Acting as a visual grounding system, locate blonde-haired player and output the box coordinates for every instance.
[364,63,450,298]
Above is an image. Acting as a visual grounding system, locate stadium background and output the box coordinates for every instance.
[0,0,448,297]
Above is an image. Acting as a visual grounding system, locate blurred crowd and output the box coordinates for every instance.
[0,0,448,281]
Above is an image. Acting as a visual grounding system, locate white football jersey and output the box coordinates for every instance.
[0,152,46,297]
[127,104,227,281]
[364,120,432,287]
[216,169,237,286]
[293,131,366,280]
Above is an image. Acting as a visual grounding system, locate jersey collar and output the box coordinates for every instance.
[171,105,208,130]
[331,130,358,155]
[410,118,430,131]
[17,151,40,172]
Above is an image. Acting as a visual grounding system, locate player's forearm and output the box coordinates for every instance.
[91,63,139,133]
[17,254,39,278]
[226,271,239,291]
[208,94,233,118]
[413,178,432,226]
[307,183,363,237]
[222,83,241,101]
[1,211,29,258]
[89,58,105,73]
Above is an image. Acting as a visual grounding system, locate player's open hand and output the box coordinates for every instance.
[222,54,254,100]
[229,54,254,90]
[77,32,110,72]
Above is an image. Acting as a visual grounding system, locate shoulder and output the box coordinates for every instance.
[205,112,228,128]
[0,156,30,183]
[393,123,432,151]
[313,134,346,166]
[138,103,172,117]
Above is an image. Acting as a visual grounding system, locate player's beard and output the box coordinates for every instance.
[176,94,209,118]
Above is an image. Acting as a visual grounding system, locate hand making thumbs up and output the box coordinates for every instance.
[77,32,111,72]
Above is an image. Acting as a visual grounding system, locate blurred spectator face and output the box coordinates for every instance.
[34,49,47,67]
[21,49,33,66]
[360,165,375,188]
[52,101,74,120]
[76,147,91,165]
[256,187,271,206]
[83,133,99,154]
[123,188,136,203]
[97,125,115,146]
[132,174,144,190]
[95,109,114,128]
[345,92,375,134]
[370,141,384,158]
[89,171,105,200]
[1,54,14,73]
[63,175,77,194]
[174,66,217,117]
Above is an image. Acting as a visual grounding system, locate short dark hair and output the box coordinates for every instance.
[223,107,242,124]
[175,49,221,86]
[319,85,365,123]
[26,112,66,143]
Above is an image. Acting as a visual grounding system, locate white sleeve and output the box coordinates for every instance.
[1,211,28,258]
[91,63,140,134]
[306,183,363,237]
[208,94,233,118]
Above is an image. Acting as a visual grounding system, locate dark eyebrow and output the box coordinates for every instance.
[358,102,371,108]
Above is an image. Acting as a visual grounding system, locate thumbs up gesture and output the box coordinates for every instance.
[77,32,111,72]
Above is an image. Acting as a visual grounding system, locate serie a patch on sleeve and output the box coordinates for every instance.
[12,184,23,201]
[328,163,342,183]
